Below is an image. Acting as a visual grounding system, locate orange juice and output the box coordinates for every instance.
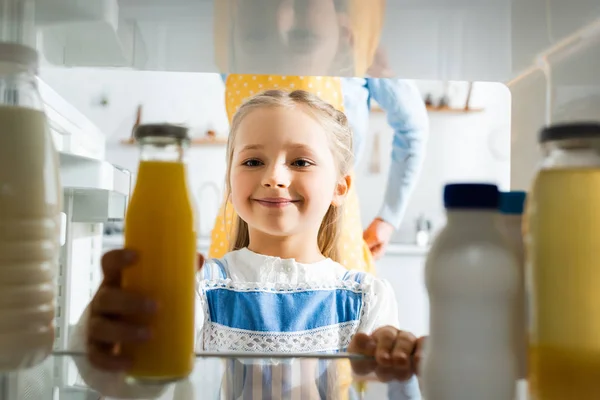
[122,158,196,382]
[527,168,600,399]
[529,345,600,399]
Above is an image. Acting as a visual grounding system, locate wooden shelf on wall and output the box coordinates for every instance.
[120,136,228,146]
[371,105,484,114]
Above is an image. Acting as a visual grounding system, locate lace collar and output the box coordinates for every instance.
[235,247,333,271]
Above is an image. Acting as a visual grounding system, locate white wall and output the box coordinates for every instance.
[41,67,230,236]
[42,67,513,251]
[356,81,511,243]
[40,67,230,144]
[42,69,512,243]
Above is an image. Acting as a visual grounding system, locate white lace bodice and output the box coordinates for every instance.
[197,248,400,353]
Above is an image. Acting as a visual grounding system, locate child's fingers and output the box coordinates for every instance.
[375,366,398,383]
[92,287,157,317]
[197,253,205,271]
[413,336,426,375]
[391,331,417,368]
[101,249,137,285]
[348,332,376,355]
[348,333,377,376]
[87,341,132,371]
[88,317,152,344]
[372,326,398,365]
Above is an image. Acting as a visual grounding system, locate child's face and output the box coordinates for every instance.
[230,106,347,240]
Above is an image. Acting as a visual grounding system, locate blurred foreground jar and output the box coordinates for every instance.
[527,122,600,400]
[0,42,60,371]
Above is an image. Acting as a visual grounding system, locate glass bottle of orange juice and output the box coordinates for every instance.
[121,123,197,383]
[526,123,600,400]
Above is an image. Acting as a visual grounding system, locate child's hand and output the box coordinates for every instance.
[87,250,205,371]
[86,249,156,371]
[413,336,427,375]
[87,250,206,372]
[348,326,417,382]
[197,253,205,271]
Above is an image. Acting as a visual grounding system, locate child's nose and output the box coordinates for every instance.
[263,182,287,188]
[262,177,289,188]
[262,166,290,188]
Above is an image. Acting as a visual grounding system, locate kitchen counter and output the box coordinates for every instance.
[102,234,211,252]
[102,234,429,256]
[386,243,429,256]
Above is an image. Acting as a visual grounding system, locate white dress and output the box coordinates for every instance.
[69,248,401,399]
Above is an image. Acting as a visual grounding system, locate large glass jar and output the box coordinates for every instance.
[526,122,600,400]
[0,42,61,371]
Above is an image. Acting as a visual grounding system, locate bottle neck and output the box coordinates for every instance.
[542,139,600,169]
[138,138,188,163]
[446,209,498,226]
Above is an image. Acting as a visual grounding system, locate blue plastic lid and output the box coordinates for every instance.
[443,183,499,209]
[499,191,527,215]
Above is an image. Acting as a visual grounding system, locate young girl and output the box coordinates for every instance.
[70,90,418,398]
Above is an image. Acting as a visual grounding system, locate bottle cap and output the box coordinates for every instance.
[539,123,600,143]
[499,191,526,215]
[443,183,499,209]
[134,124,189,141]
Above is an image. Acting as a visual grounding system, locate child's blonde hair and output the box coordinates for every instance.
[225,89,354,263]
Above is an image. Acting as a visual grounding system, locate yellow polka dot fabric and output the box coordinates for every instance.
[225,74,344,119]
[209,74,375,276]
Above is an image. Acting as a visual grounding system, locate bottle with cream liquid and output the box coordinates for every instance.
[422,183,519,400]
[0,43,61,371]
[499,191,528,399]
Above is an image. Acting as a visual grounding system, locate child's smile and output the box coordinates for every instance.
[230,106,343,238]
[252,196,301,209]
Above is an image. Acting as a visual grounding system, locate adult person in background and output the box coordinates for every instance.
[210,0,428,268]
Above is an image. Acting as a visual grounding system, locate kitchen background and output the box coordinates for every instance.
[41,66,511,341]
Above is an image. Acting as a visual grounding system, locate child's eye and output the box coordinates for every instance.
[242,159,263,167]
[291,159,313,168]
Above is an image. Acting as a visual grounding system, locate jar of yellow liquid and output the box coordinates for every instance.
[121,124,197,383]
[527,123,600,400]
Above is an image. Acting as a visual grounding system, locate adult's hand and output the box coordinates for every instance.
[363,218,394,260]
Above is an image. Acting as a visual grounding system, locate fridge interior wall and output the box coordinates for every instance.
[509,17,600,190]
[56,216,103,388]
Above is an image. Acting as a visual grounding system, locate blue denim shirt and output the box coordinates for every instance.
[220,75,429,228]
[341,78,428,228]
